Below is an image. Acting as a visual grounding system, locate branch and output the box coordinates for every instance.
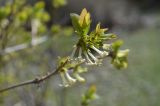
[0,36,48,55]
[0,59,69,93]
[0,48,112,93]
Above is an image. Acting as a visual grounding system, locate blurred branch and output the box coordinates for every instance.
[0,58,69,93]
[0,36,48,55]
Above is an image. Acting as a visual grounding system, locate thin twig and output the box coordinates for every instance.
[0,59,69,93]
[0,50,112,93]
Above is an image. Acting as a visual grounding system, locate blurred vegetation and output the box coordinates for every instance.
[0,0,160,106]
[81,85,98,106]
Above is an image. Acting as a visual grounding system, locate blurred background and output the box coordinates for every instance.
[0,0,160,106]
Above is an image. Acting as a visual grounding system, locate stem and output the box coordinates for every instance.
[0,59,69,93]
[70,45,77,59]
[84,52,93,64]
[0,36,48,55]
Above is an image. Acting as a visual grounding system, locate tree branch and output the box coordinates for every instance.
[0,50,112,93]
[0,59,69,93]
[0,36,48,55]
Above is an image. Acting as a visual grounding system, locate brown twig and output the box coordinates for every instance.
[0,59,69,93]
[0,50,112,93]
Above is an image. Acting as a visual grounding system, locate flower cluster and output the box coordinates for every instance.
[70,8,116,66]
[58,8,129,87]
[57,57,87,87]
